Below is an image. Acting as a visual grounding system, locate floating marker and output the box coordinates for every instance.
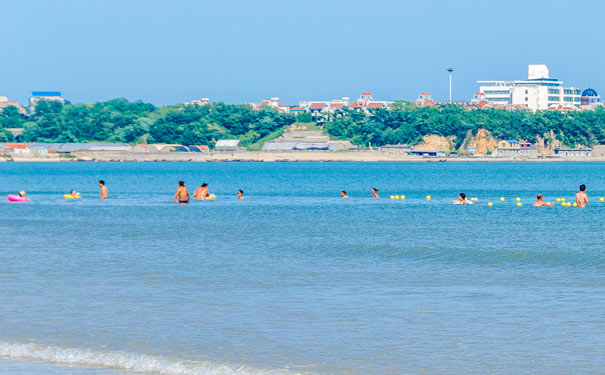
[515,197,521,202]
[500,197,505,201]
[556,198,561,202]
[471,197,478,201]
[401,195,405,200]
[600,197,604,202]
[390,195,394,200]
[561,202,566,207]
[426,195,431,200]
[516,202,522,207]
[395,195,400,200]
[488,202,493,206]
[561,198,566,202]
[573,202,578,207]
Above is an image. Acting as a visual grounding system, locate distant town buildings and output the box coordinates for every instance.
[477,65,584,112]
[186,98,210,106]
[580,88,601,110]
[0,96,27,114]
[29,91,65,110]
[415,93,437,107]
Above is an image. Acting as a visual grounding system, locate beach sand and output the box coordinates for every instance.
[3,151,605,162]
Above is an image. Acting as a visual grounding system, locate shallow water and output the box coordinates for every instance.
[1,162,604,374]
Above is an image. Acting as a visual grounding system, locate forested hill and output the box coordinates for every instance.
[1,98,604,149]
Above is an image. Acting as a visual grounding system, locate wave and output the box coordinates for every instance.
[0,341,304,375]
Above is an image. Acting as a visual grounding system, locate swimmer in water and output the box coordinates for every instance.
[452,192,472,204]
[174,180,189,204]
[18,190,31,202]
[237,189,244,200]
[99,180,108,199]
[575,184,589,208]
[193,183,210,200]
[69,190,80,198]
[341,191,349,199]
[371,188,379,199]
[532,194,554,207]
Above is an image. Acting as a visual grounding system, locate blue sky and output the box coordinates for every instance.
[1,0,603,105]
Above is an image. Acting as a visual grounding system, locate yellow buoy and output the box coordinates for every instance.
[488,202,493,206]
[572,202,578,207]
[500,197,505,201]
[561,202,566,207]
[600,197,604,202]
[395,195,400,199]
[516,202,522,207]
[515,197,521,202]
[561,198,566,202]
[401,195,405,200]
[426,195,431,200]
[390,195,394,200]
[555,198,561,202]
[471,197,478,201]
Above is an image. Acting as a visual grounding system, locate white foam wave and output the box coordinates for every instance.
[0,341,303,375]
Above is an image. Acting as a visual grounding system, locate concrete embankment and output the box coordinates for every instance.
[2,152,605,162]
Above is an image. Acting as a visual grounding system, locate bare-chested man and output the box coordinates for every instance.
[174,180,189,204]
[193,183,210,200]
[99,180,108,199]
[575,184,589,208]
[532,194,554,207]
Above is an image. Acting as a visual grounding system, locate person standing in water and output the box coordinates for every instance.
[174,181,189,204]
[532,194,554,207]
[341,191,349,199]
[575,184,589,208]
[237,189,245,200]
[371,188,379,199]
[193,183,210,200]
[99,180,108,199]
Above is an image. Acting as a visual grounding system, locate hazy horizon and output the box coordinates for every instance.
[1,0,603,106]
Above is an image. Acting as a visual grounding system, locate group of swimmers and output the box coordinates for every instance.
[340,185,593,208]
[11,180,108,202]
[174,181,244,204]
[9,180,594,208]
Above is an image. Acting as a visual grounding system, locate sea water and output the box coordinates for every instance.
[1,162,604,375]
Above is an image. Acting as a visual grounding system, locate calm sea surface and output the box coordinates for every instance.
[1,162,604,375]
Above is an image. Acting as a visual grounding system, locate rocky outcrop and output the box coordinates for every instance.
[536,130,564,156]
[458,128,498,154]
[412,134,456,151]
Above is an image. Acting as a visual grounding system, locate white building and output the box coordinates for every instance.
[29,91,65,111]
[477,65,582,111]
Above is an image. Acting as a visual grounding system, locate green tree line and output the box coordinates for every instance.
[324,102,605,148]
[1,98,604,148]
[0,99,296,147]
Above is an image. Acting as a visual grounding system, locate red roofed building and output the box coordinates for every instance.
[415,92,437,107]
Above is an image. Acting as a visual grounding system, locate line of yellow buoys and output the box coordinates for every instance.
[387,195,605,207]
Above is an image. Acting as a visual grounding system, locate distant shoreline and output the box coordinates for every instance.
[2,151,605,163]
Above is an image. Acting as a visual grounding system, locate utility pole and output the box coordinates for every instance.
[447,68,454,103]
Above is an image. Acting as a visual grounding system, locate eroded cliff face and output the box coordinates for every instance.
[412,134,456,151]
[536,131,564,155]
[458,128,498,154]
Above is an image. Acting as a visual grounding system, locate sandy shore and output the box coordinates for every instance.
[2,151,605,162]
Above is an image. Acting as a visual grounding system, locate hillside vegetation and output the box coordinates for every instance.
[1,99,604,149]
